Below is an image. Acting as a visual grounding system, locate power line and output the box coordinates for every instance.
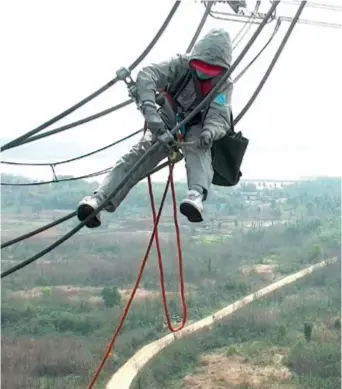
[0,155,182,249]
[5,99,134,149]
[0,4,215,175]
[0,1,281,278]
[0,3,214,246]
[0,1,181,152]
[1,129,144,167]
[235,4,307,124]
[1,5,282,185]
[0,2,213,156]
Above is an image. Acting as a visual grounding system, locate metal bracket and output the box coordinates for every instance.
[50,164,58,182]
[116,67,131,81]
[116,67,139,103]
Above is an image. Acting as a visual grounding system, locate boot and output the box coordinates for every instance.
[77,193,116,228]
[76,196,103,228]
[179,190,204,223]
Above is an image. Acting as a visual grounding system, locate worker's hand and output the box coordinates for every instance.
[198,129,213,150]
[141,101,165,134]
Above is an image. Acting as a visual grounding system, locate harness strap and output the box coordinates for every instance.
[188,68,224,127]
[158,67,226,140]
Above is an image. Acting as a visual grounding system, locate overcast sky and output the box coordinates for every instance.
[1,0,341,183]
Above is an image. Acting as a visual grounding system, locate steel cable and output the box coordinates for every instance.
[0,4,213,249]
[1,14,282,187]
[0,1,215,154]
[0,156,182,249]
[235,4,307,124]
[0,1,280,278]
[0,1,181,152]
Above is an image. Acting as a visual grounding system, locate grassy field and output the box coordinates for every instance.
[1,177,340,389]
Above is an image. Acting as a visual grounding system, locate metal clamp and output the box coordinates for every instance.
[116,67,139,102]
[116,67,131,81]
[158,129,175,146]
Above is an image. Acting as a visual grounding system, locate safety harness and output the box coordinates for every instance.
[156,67,224,140]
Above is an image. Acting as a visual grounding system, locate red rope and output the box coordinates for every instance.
[87,158,187,388]
[148,163,187,332]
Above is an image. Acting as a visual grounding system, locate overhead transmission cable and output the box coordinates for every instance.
[0,1,281,278]
[6,99,134,148]
[0,155,180,250]
[1,3,214,177]
[1,2,214,151]
[235,11,306,124]
[0,3,212,244]
[0,2,215,154]
[1,2,282,185]
[0,2,212,155]
[1,129,144,168]
[0,1,181,152]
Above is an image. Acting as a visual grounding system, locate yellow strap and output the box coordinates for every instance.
[169,148,180,162]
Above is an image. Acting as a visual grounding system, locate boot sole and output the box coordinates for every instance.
[77,204,101,228]
[180,202,203,223]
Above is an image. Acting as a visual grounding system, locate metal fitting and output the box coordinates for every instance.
[158,129,175,146]
[116,67,131,81]
[116,67,139,103]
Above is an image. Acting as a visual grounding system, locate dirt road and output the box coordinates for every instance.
[106,258,337,389]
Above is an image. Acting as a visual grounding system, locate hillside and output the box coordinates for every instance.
[1,174,341,389]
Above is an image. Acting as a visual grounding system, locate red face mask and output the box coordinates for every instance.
[190,59,224,78]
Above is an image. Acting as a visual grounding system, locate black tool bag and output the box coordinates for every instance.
[211,115,249,187]
[191,72,249,188]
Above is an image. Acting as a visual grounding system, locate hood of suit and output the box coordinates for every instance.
[189,28,233,70]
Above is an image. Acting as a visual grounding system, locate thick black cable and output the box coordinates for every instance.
[1,6,280,182]
[0,5,210,249]
[1,129,144,167]
[235,3,306,125]
[5,99,134,149]
[1,17,281,184]
[0,6,292,255]
[0,155,182,249]
[186,1,213,53]
[1,5,213,172]
[0,15,278,183]
[1,168,112,186]
[0,1,280,278]
[1,212,76,249]
[0,2,181,153]
[1,2,211,161]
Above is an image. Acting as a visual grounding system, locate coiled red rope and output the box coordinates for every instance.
[87,150,187,388]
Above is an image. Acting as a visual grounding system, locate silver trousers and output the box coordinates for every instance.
[95,125,213,210]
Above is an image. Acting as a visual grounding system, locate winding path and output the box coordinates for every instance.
[106,258,337,389]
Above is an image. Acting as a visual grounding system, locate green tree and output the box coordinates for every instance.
[101,286,121,308]
[304,322,313,342]
[309,244,323,263]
